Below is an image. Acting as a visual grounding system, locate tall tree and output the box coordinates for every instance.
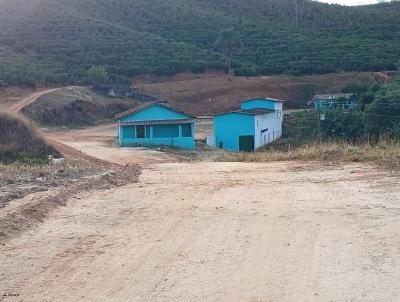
[87,66,109,87]
[215,28,242,75]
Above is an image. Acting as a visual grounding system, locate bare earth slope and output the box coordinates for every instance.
[21,87,141,127]
[141,72,391,114]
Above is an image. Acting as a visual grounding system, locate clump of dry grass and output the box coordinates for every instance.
[243,139,400,168]
[0,111,58,163]
[169,139,400,169]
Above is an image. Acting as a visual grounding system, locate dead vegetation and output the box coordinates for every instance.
[0,111,58,163]
[0,161,99,209]
[167,139,400,169]
[0,163,141,242]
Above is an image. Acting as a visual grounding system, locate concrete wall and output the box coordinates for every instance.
[214,113,255,152]
[254,111,283,150]
[241,99,282,111]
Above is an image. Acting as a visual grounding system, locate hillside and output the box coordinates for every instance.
[0,0,400,86]
[21,87,141,127]
[140,71,391,114]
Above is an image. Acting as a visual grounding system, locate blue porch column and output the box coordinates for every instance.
[179,125,182,137]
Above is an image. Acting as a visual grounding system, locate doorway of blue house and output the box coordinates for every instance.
[136,125,145,138]
[239,135,254,152]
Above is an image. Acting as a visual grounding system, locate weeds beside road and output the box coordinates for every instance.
[166,138,400,169]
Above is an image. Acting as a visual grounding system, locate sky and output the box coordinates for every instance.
[318,0,379,5]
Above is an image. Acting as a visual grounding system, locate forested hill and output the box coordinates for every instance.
[0,0,400,86]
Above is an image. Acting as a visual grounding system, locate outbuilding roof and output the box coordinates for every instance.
[313,93,354,100]
[215,108,276,116]
[115,102,195,119]
[242,97,285,103]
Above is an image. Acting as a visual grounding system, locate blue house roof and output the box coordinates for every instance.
[115,102,196,120]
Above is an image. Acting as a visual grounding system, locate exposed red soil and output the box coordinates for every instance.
[139,72,393,115]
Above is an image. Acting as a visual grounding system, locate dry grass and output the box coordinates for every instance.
[0,111,58,163]
[246,139,400,167]
[169,139,400,169]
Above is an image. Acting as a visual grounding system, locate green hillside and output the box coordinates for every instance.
[0,0,399,86]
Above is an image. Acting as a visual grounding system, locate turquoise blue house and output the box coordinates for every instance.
[313,94,357,110]
[212,98,284,152]
[116,102,196,149]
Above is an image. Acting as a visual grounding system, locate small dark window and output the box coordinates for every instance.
[182,124,192,137]
[219,142,224,149]
[136,125,145,138]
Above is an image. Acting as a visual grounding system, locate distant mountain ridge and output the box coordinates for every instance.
[0,0,399,86]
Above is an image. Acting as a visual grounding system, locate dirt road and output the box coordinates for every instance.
[45,124,179,165]
[5,88,61,115]
[1,161,400,301]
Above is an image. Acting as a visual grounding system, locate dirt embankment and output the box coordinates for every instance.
[0,163,141,243]
[140,71,392,114]
[21,86,141,127]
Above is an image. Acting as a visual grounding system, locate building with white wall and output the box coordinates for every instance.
[212,98,284,152]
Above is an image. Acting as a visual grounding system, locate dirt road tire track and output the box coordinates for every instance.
[0,164,141,242]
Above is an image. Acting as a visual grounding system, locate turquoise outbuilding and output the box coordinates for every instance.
[116,102,196,149]
[213,98,284,152]
[313,93,357,110]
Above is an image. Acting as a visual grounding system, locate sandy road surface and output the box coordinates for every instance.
[2,161,400,301]
[45,124,179,165]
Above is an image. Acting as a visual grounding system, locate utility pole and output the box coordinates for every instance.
[317,101,321,141]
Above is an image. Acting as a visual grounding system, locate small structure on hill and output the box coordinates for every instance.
[211,98,284,152]
[115,102,196,149]
[312,93,357,110]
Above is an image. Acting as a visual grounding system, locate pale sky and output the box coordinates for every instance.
[318,0,379,5]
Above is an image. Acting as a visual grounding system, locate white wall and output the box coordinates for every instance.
[254,107,283,149]
[206,135,216,148]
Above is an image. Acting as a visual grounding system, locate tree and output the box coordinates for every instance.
[215,28,242,74]
[87,66,109,87]
[365,75,400,137]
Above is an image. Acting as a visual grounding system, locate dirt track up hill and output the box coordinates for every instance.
[21,87,141,127]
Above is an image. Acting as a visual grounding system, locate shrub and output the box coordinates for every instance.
[0,112,58,163]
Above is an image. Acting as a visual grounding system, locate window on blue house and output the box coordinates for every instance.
[123,126,135,139]
[182,124,192,137]
[153,125,179,138]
